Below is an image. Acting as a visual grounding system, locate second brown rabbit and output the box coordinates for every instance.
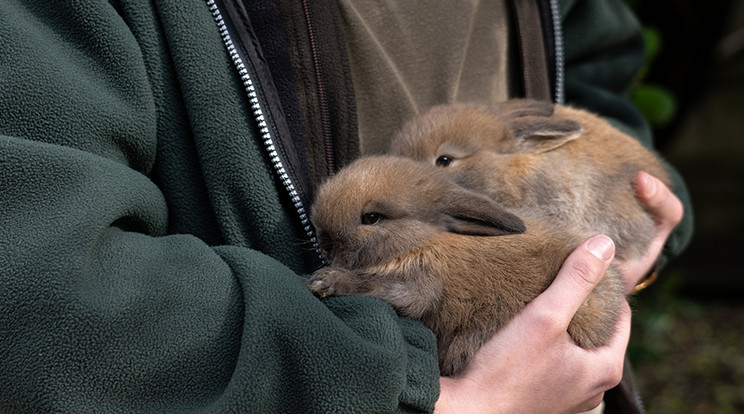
[307,155,625,376]
[389,99,672,262]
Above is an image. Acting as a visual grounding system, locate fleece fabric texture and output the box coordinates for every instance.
[0,0,693,413]
[0,0,439,412]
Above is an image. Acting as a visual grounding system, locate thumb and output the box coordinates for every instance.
[529,234,616,329]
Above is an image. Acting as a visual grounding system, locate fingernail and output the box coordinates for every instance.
[587,235,615,261]
[640,171,657,198]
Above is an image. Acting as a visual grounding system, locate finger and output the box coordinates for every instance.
[615,237,663,291]
[606,300,632,354]
[576,302,631,405]
[616,172,685,290]
[528,234,616,329]
[593,300,631,376]
[635,171,684,233]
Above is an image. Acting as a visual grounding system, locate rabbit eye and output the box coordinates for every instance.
[361,212,382,225]
[435,155,454,167]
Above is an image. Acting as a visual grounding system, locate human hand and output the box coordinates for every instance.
[435,234,630,414]
[615,171,684,293]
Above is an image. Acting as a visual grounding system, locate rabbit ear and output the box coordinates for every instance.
[496,99,555,119]
[438,187,526,236]
[511,118,583,153]
[489,100,582,154]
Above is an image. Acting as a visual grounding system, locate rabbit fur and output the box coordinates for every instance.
[389,99,672,262]
[307,155,625,376]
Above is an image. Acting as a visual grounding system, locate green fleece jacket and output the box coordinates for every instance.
[0,0,439,412]
[0,0,691,413]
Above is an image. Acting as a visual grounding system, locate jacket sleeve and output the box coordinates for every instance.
[0,1,439,412]
[559,0,693,265]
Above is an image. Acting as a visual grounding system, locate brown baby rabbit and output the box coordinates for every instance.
[307,155,625,376]
[389,99,672,262]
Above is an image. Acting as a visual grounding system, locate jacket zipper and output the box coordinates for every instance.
[548,0,565,104]
[205,0,562,262]
[301,0,336,176]
[206,0,321,258]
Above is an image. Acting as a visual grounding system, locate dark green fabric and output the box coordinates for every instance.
[560,0,694,265]
[0,0,438,412]
[0,0,692,412]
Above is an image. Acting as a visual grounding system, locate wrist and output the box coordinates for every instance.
[436,375,508,414]
[437,376,477,413]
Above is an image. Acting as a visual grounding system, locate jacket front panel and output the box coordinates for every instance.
[0,0,442,412]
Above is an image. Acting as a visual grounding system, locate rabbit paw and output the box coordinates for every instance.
[306,267,358,298]
[306,278,335,298]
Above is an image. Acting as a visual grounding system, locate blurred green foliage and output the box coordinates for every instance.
[623,1,744,412]
[630,26,678,127]
[628,272,701,365]
[629,276,744,413]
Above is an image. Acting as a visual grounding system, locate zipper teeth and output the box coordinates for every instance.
[301,0,335,176]
[207,0,320,256]
[549,0,565,104]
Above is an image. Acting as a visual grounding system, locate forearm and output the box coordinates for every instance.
[0,1,441,411]
[0,133,440,412]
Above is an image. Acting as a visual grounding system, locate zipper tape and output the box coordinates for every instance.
[206,0,322,260]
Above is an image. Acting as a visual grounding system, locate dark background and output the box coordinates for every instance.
[624,0,744,411]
